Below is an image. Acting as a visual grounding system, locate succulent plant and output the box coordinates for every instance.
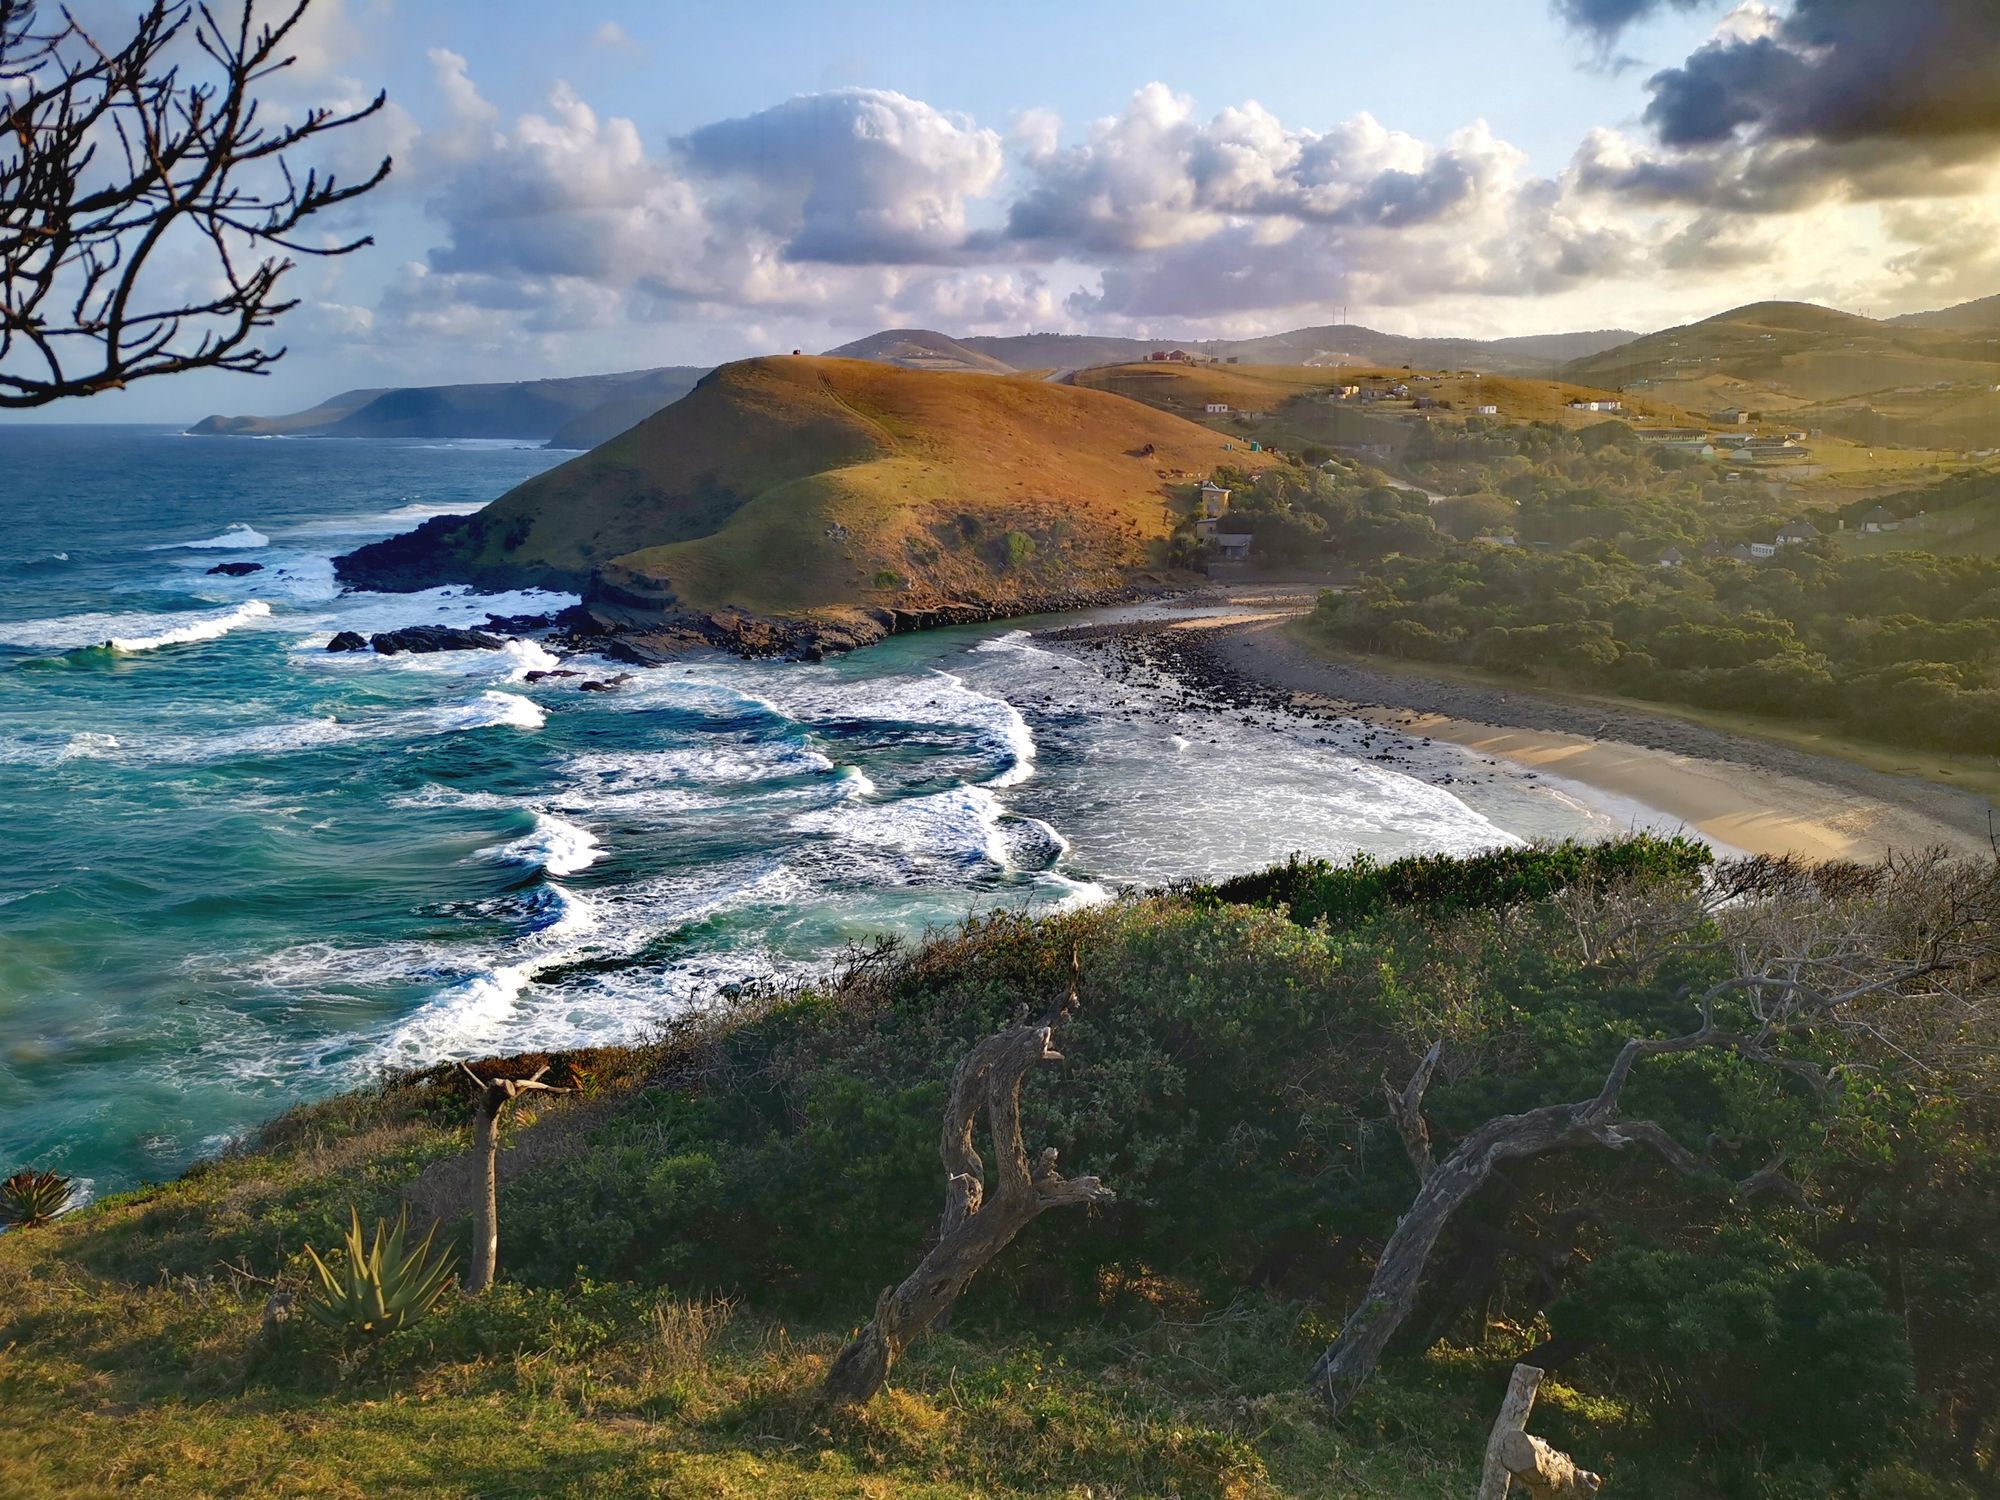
[2,1169,75,1227]
[302,1207,456,1341]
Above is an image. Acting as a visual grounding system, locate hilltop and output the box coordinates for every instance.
[822,328,1015,374]
[188,366,708,445]
[336,356,1274,655]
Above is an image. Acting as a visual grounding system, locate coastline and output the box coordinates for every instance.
[1038,590,1999,863]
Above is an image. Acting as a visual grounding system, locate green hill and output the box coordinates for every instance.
[336,356,1275,653]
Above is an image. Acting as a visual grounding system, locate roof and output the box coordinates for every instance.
[1864,505,1898,521]
[1778,521,1822,538]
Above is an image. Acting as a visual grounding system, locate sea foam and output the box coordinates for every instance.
[478,812,603,877]
[107,599,272,652]
[151,523,270,550]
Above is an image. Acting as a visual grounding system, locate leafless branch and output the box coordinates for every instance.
[0,0,389,405]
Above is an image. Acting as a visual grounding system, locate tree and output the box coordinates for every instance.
[825,958,1113,1406]
[1308,853,2000,1416]
[459,1062,569,1295]
[1,0,389,406]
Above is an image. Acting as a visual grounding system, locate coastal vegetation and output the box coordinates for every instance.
[5,838,1996,1497]
[1309,505,2000,754]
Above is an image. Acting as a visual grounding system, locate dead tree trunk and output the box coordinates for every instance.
[461,1063,567,1295]
[825,986,1112,1406]
[1477,1363,1603,1498]
[1311,1007,1832,1414]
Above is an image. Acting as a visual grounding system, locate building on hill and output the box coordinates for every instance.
[1726,543,1758,561]
[1657,546,1687,568]
[1861,506,1902,533]
[1714,407,1751,424]
[1568,398,1623,412]
[1640,427,1707,442]
[1475,403,1499,416]
[1213,531,1253,561]
[1776,521,1822,546]
[1204,402,1230,414]
[1199,480,1232,517]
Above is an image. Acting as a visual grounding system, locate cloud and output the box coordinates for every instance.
[677,90,1002,264]
[1552,0,1712,42]
[589,21,641,56]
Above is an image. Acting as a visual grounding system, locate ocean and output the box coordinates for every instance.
[0,425,1631,1201]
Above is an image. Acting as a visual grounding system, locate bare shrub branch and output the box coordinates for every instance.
[0,0,389,405]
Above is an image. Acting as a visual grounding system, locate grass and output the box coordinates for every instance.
[0,1041,1498,1500]
[1282,616,2000,804]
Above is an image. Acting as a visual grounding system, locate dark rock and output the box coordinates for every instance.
[205,561,264,577]
[326,631,369,652]
[521,669,581,683]
[369,625,506,656]
[578,673,633,692]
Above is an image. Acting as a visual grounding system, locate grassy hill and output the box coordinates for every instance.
[1566,301,2000,420]
[336,356,1274,651]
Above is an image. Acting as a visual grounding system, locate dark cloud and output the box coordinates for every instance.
[1644,0,2000,152]
[1553,0,1709,42]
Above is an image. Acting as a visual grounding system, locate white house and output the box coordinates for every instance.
[1568,399,1623,412]
[1657,546,1686,568]
[1775,521,1822,546]
[1475,404,1499,416]
[1861,506,1901,533]
[1749,541,1777,558]
[1204,402,1231,415]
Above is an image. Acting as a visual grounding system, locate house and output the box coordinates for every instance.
[1213,531,1253,561]
[1659,440,1718,459]
[1335,384,1361,399]
[1568,399,1623,412]
[1657,546,1687,568]
[1198,480,1232,517]
[1475,404,1499,416]
[1775,521,1822,546]
[1413,396,1438,410]
[1725,543,1758,562]
[1194,515,1220,541]
[1639,427,1707,442]
[1861,506,1902,533]
[1203,402,1231,414]
[1714,408,1751,425]
[1749,542,1777,558]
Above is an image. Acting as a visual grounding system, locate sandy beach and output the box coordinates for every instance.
[1042,590,1999,863]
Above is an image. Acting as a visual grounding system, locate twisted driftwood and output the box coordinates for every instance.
[460,1062,569,1294]
[1477,1364,1603,1499]
[825,964,1113,1405]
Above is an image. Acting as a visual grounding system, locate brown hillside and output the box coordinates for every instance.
[337,357,1275,647]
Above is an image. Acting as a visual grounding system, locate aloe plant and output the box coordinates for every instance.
[302,1207,456,1341]
[2,1169,75,1227]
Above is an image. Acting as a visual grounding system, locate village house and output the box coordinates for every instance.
[1203,402,1230,414]
[1568,398,1623,412]
[1657,546,1687,568]
[1775,521,1822,546]
[1198,480,1232,518]
[1474,403,1498,416]
[1726,543,1759,562]
[1861,506,1902,533]
[1213,531,1253,561]
[1749,541,1777,558]
[1335,384,1361,399]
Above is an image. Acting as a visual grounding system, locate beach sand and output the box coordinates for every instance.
[1051,591,1998,863]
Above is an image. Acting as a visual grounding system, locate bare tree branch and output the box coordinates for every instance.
[0,0,389,406]
[1308,851,2000,1416]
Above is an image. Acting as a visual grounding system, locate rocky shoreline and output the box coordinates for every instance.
[1036,602,2000,857]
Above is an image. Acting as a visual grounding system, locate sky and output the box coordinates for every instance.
[21,0,2000,420]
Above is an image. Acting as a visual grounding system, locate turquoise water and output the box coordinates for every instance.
[0,426,1614,1200]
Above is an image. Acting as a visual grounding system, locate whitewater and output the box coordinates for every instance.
[0,425,1626,1194]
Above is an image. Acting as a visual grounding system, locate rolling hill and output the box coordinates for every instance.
[335,356,1275,655]
[188,366,708,444]
[1565,301,2000,420]
[822,328,1015,374]
[860,323,1641,376]
[1891,292,2000,332]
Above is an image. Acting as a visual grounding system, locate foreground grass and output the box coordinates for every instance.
[0,1159,1497,1499]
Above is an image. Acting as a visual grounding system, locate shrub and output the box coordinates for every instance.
[302,1207,457,1345]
